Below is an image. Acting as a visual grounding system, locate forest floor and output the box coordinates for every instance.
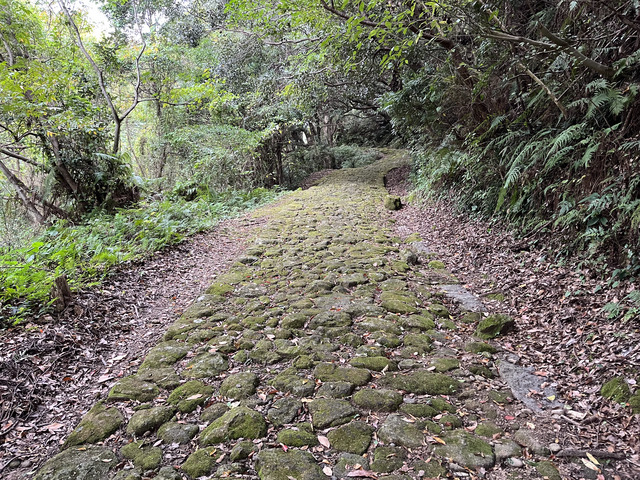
[1,150,639,480]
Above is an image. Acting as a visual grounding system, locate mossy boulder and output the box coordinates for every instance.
[121,441,162,471]
[182,447,217,478]
[33,446,117,480]
[428,260,446,270]
[370,446,405,473]
[535,461,561,480]
[380,291,418,314]
[230,440,258,461]
[314,363,371,386]
[167,380,213,413]
[475,421,503,438]
[327,421,374,454]
[255,449,326,480]
[139,342,189,370]
[157,422,199,444]
[108,376,159,403]
[350,356,396,372]
[474,314,515,340]
[384,195,402,211]
[200,406,267,445]
[353,388,402,412]
[63,401,123,448]
[464,342,498,354]
[182,352,229,378]
[271,372,315,397]
[126,406,175,436]
[601,377,631,403]
[334,453,370,478]
[201,403,230,423]
[399,403,437,418]
[276,423,319,447]
[378,414,424,448]
[135,368,181,389]
[220,372,259,399]
[267,397,302,426]
[428,303,450,318]
[317,381,354,398]
[433,430,495,469]
[309,398,357,428]
[398,314,435,331]
[385,371,461,395]
[431,357,460,373]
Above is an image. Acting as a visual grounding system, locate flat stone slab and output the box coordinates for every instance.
[498,360,563,412]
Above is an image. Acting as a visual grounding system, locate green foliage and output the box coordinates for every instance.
[0,187,280,327]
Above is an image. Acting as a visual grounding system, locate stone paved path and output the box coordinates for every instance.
[35,151,570,480]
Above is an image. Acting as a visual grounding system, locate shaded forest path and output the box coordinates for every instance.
[30,152,634,479]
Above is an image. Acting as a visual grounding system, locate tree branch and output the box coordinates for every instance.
[0,146,46,169]
[538,24,615,78]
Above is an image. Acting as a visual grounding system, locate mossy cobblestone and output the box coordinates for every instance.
[37,152,552,479]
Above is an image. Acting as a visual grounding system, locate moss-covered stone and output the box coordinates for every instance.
[107,376,159,403]
[469,364,495,378]
[182,352,229,378]
[380,291,418,314]
[63,401,123,448]
[398,314,435,331]
[200,406,267,445]
[412,459,447,478]
[384,195,402,211]
[139,342,189,370]
[135,368,181,389]
[265,397,300,426]
[293,354,315,369]
[271,372,315,397]
[398,403,437,418]
[33,446,117,480]
[126,406,175,436]
[353,388,402,412]
[276,424,319,447]
[157,422,199,444]
[378,414,424,448]
[255,449,325,480]
[370,446,405,473]
[121,441,162,471]
[205,282,235,296]
[428,260,446,270]
[385,371,461,395]
[220,372,259,399]
[167,380,213,413]
[535,461,561,480]
[431,357,460,373]
[327,421,374,454]
[428,304,450,318]
[182,447,217,478]
[433,430,495,469]
[601,377,631,403]
[475,421,502,438]
[317,381,354,398]
[439,414,462,429]
[474,314,515,340]
[230,440,258,462]
[350,356,396,372]
[314,363,371,386]
[309,398,357,428]
[200,403,229,423]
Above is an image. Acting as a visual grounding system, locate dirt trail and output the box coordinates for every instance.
[23,152,636,479]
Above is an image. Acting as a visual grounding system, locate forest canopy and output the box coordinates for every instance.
[1,0,640,323]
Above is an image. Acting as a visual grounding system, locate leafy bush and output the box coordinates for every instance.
[0,187,280,327]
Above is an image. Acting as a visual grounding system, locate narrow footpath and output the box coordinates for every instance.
[33,152,628,480]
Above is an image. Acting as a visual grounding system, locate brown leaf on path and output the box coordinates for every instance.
[346,470,378,478]
[317,435,330,448]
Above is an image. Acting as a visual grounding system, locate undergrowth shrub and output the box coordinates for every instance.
[0,187,280,327]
